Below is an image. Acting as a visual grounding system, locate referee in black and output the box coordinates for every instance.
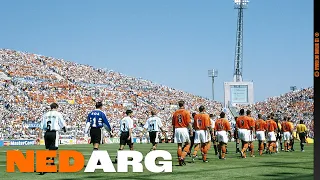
[84,102,112,165]
[38,103,67,175]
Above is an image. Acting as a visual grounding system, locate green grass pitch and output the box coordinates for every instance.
[0,141,313,180]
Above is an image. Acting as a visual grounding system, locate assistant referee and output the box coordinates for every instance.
[296,120,308,152]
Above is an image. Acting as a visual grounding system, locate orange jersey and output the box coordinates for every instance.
[172,109,191,128]
[255,119,266,131]
[247,116,255,130]
[281,122,292,132]
[193,113,210,130]
[236,115,249,129]
[214,118,231,131]
[265,119,277,132]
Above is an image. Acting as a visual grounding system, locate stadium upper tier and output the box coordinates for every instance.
[0,49,314,139]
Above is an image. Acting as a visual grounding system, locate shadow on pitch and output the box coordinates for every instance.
[261,172,313,180]
[258,161,314,170]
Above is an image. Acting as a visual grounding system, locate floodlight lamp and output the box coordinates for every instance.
[234,0,249,5]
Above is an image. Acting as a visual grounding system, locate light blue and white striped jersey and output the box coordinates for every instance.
[40,110,66,131]
[120,116,134,132]
[144,116,163,132]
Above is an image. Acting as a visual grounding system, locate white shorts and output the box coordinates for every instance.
[216,131,228,144]
[174,128,190,143]
[256,131,265,141]
[238,129,249,142]
[248,130,254,142]
[194,130,209,144]
[267,132,276,142]
[283,132,291,141]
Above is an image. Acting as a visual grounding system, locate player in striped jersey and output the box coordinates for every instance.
[115,109,134,163]
[38,103,67,175]
[143,111,165,151]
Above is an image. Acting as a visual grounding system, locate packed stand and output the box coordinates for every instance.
[233,88,314,138]
[0,49,224,140]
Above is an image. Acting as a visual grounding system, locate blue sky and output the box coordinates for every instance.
[0,0,313,102]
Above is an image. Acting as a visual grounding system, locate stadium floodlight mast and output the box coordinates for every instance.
[208,69,218,101]
[290,86,297,91]
[233,0,249,82]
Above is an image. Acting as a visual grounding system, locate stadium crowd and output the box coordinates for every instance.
[0,49,314,140]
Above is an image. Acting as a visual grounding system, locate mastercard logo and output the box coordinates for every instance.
[4,141,10,146]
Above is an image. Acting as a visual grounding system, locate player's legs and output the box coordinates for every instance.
[279,133,284,151]
[290,135,295,151]
[201,142,209,162]
[188,133,195,156]
[268,132,277,153]
[283,132,289,152]
[239,129,249,158]
[90,128,102,165]
[199,130,209,162]
[299,132,306,152]
[175,128,189,165]
[192,130,201,160]
[115,132,129,163]
[149,131,158,150]
[40,131,58,175]
[220,142,227,159]
[256,131,265,156]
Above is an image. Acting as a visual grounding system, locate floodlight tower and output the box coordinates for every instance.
[233,0,249,82]
[208,69,218,100]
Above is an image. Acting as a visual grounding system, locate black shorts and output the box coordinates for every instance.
[90,128,102,144]
[276,133,281,141]
[149,131,159,144]
[120,132,132,146]
[190,134,195,142]
[299,132,306,143]
[44,131,58,150]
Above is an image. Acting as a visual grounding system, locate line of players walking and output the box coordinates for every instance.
[171,100,309,166]
[83,101,309,166]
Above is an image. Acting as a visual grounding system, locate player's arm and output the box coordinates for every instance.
[58,113,67,133]
[84,114,91,134]
[158,118,165,132]
[172,115,175,138]
[274,122,278,134]
[186,113,193,137]
[227,124,232,139]
[142,119,149,134]
[101,112,111,132]
[38,118,44,139]
[128,119,134,140]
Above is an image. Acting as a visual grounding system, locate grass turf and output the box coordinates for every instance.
[0,141,314,180]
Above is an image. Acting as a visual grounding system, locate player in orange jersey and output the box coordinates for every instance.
[236,109,250,158]
[265,114,278,154]
[255,114,266,155]
[172,100,193,166]
[246,110,255,157]
[214,112,232,160]
[191,106,211,163]
[281,116,293,152]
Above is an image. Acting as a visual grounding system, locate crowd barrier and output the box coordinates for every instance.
[0,140,3,147]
